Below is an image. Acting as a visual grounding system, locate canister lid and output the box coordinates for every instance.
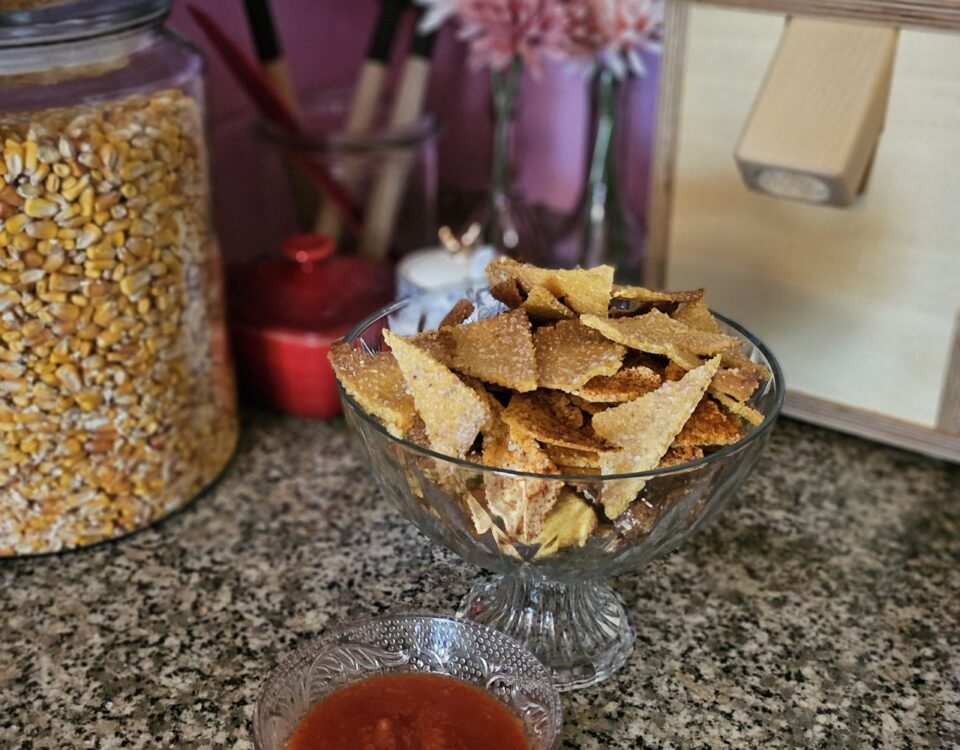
[228,233,395,341]
[0,0,169,46]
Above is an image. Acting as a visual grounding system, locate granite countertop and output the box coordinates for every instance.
[2,411,958,749]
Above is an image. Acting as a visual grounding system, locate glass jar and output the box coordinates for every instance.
[0,0,238,556]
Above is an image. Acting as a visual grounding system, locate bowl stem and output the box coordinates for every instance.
[457,572,635,691]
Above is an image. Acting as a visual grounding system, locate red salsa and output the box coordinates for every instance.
[287,673,530,750]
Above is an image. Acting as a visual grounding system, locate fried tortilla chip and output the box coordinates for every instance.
[673,397,743,448]
[328,343,417,437]
[464,490,520,559]
[408,328,457,367]
[612,285,704,303]
[489,278,524,309]
[538,390,584,429]
[486,257,552,292]
[534,319,625,392]
[544,444,600,469]
[522,285,574,321]
[503,392,615,452]
[710,388,765,427]
[573,366,663,403]
[439,298,475,328]
[592,356,721,518]
[481,413,561,543]
[567,393,611,415]
[534,489,598,558]
[383,330,489,457]
[582,310,738,370]
[658,445,705,468]
[403,416,431,448]
[672,299,721,334]
[673,300,771,380]
[449,309,537,391]
[547,266,614,317]
[711,366,764,402]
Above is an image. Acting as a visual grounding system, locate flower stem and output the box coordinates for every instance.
[488,56,523,249]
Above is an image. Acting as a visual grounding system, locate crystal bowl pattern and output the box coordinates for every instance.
[252,614,562,750]
[339,287,784,690]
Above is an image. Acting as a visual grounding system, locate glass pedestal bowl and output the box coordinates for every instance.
[340,288,784,691]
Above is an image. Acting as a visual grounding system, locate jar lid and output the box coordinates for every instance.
[228,233,395,341]
[0,0,169,46]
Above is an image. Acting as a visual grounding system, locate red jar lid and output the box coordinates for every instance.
[229,233,395,340]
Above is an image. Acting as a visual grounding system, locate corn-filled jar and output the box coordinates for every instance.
[0,0,238,555]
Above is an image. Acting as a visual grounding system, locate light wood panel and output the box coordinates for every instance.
[688,0,960,32]
[659,4,960,460]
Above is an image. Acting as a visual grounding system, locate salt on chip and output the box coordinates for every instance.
[612,284,704,303]
[439,298,475,328]
[503,392,615,452]
[522,285,574,321]
[573,366,662,403]
[592,356,721,519]
[534,319,625,392]
[673,397,743,448]
[328,343,417,437]
[710,388,764,427]
[383,330,489,458]
[446,309,537,391]
[534,489,598,558]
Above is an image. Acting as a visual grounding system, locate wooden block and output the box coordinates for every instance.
[735,16,899,206]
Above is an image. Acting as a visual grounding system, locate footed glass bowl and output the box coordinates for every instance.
[340,288,784,691]
[252,614,562,749]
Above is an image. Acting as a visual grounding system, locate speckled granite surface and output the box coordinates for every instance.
[1,411,958,749]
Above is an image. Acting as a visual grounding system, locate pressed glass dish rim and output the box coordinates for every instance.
[339,289,786,482]
[252,612,563,750]
[0,0,169,46]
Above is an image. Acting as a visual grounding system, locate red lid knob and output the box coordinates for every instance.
[281,233,336,270]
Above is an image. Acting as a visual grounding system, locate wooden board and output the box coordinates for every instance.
[656,3,960,461]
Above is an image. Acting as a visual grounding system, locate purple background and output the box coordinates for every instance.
[169,0,660,266]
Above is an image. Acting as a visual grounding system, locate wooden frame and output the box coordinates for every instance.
[646,0,960,462]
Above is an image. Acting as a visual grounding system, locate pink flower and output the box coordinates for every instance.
[564,0,664,76]
[419,0,572,72]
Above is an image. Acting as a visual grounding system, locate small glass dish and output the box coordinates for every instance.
[252,614,562,750]
[339,287,785,691]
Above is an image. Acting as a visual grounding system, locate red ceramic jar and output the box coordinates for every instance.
[228,234,394,419]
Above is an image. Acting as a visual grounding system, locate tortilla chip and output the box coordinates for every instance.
[538,390,584,429]
[448,309,537,392]
[522,285,574,321]
[534,319,625,392]
[547,266,614,317]
[464,490,520,559]
[567,393,611,415]
[573,366,663,403]
[673,397,743,448]
[489,278,524,309]
[481,413,561,543]
[408,328,457,368]
[613,284,704,303]
[328,343,417,437]
[384,330,489,457]
[582,310,738,370]
[544,444,600,469]
[710,388,765,427]
[486,257,552,292]
[672,299,721,334]
[402,416,431,448]
[534,489,598,558]
[711,367,764,402]
[592,356,721,518]
[503,392,615,452]
[658,444,705,468]
[439,298,475,328]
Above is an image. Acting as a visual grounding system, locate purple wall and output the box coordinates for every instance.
[169,0,659,265]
